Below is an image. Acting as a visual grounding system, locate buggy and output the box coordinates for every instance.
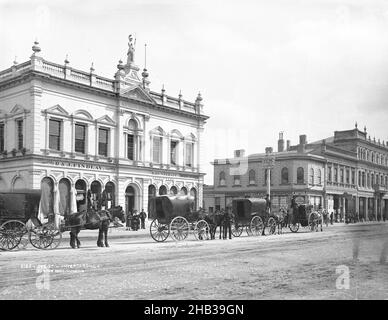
[148,195,210,242]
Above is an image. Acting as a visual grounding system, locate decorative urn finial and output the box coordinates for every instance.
[32,40,41,55]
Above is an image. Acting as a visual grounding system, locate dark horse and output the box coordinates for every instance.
[204,211,224,240]
[65,206,125,248]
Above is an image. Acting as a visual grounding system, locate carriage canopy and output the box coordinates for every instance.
[148,195,195,223]
[232,198,267,221]
[0,190,41,220]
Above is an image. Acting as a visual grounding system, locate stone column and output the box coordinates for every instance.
[365,198,369,222]
[355,195,359,220]
[374,196,378,221]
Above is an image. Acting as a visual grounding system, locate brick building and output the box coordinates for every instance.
[203,126,388,221]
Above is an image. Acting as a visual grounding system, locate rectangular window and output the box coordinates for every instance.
[170,140,178,165]
[215,197,220,211]
[328,167,332,182]
[17,119,23,150]
[334,168,338,182]
[49,119,61,151]
[351,171,355,185]
[74,124,86,154]
[185,143,194,167]
[152,136,162,163]
[340,169,344,183]
[346,169,350,184]
[98,128,109,157]
[0,123,4,152]
[127,134,134,160]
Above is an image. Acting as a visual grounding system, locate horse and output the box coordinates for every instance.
[65,206,125,249]
[271,207,289,234]
[310,210,324,232]
[205,211,224,240]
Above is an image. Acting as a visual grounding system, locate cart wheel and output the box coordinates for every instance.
[249,216,264,236]
[0,220,26,251]
[266,217,277,235]
[289,222,300,233]
[194,220,210,240]
[245,225,253,236]
[231,222,243,237]
[308,213,318,232]
[29,223,62,250]
[170,216,189,241]
[150,219,170,242]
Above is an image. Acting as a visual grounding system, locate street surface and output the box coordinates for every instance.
[0,222,387,300]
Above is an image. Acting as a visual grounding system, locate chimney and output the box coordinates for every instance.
[234,149,245,158]
[278,132,284,152]
[298,134,307,153]
[265,147,273,154]
[286,140,291,151]
[299,134,307,145]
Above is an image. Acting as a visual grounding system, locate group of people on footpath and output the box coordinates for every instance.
[125,209,147,231]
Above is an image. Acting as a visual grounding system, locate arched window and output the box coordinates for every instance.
[180,187,188,195]
[151,127,164,164]
[309,168,314,185]
[297,167,304,184]
[317,169,322,185]
[170,186,178,195]
[159,185,167,195]
[126,119,141,161]
[328,166,332,182]
[219,171,226,186]
[362,172,365,187]
[248,169,256,185]
[281,167,289,184]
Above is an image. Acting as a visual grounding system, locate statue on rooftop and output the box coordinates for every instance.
[127,34,136,64]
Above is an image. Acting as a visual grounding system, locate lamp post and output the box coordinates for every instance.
[263,147,275,201]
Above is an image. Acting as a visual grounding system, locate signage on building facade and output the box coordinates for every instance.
[43,160,104,170]
[151,170,194,178]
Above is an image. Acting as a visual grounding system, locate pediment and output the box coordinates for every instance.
[10,104,26,114]
[125,70,141,82]
[45,104,69,116]
[96,115,115,125]
[74,109,93,120]
[121,86,155,104]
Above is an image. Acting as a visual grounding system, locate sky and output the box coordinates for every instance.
[1,0,388,185]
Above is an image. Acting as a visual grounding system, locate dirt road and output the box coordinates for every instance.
[0,222,387,299]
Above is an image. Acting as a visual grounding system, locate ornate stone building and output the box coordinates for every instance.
[0,39,208,219]
[204,127,388,221]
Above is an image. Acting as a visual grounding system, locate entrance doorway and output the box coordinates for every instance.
[125,186,135,215]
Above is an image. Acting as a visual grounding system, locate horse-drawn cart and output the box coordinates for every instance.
[148,195,210,242]
[231,198,277,237]
[0,191,62,251]
[289,203,322,233]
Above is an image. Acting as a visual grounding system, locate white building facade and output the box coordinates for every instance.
[0,40,208,218]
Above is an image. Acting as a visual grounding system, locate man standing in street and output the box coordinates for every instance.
[223,207,232,240]
[139,209,147,229]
